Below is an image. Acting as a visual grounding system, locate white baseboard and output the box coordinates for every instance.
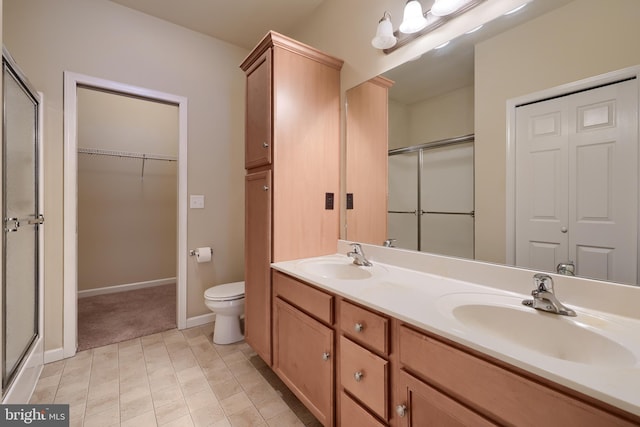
[78,277,176,298]
[185,313,216,329]
[44,347,65,364]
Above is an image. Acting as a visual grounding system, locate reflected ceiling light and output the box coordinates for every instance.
[434,40,450,49]
[465,24,483,34]
[504,3,528,15]
[371,11,398,49]
[431,0,472,17]
[399,0,428,34]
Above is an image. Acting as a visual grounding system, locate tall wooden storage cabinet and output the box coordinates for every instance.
[241,32,343,365]
[345,76,393,245]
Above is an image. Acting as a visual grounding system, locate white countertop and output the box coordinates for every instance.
[272,252,640,417]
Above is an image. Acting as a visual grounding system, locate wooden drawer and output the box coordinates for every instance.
[399,325,639,427]
[273,270,333,324]
[340,336,388,420]
[340,300,389,355]
[340,391,386,427]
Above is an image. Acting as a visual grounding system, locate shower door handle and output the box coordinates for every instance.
[27,214,44,225]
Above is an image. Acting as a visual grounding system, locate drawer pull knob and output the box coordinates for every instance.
[262,142,269,148]
[396,404,407,417]
[263,185,269,191]
[322,352,331,361]
[353,371,364,382]
[354,323,364,333]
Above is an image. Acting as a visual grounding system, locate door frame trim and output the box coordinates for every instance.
[506,64,640,268]
[63,72,188,358]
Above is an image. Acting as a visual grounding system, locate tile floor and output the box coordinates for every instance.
[30,323,321,427]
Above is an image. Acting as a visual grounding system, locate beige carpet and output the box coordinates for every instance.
[77,284,176,351]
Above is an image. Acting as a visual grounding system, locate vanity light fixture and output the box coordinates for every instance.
[372,0,486,53]
[399,0,428,34]
[372,11,398,49]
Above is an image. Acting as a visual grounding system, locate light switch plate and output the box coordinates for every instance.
[190,195,205,209]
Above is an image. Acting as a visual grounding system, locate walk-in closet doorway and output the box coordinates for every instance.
[63,73,188,358]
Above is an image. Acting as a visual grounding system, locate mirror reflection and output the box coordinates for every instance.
[347,0,640,286]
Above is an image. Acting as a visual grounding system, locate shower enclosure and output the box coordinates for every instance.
[2,47,43,401]
[388,135,474,258]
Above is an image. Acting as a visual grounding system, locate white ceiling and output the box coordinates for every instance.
[108,0,325,50]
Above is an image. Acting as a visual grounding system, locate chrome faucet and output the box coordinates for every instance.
[347,243,372,267]
[522,273,576,316]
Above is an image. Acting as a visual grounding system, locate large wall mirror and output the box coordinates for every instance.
[345,0,640,286]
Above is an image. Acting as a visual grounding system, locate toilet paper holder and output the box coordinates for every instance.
[189,248,213,256]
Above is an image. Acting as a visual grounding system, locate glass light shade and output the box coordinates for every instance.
[399,0,428,34]
[371,16,397,49]
[431,0,469,17]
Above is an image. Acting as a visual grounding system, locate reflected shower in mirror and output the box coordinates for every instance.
[345,0,640,286]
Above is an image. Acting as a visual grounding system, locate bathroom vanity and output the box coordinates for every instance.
[270,241,640,427]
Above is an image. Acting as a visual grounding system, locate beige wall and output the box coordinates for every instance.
[475,0,640,263]
[77,89,178,291]
[4,0,247,351]
[389,85,474,150]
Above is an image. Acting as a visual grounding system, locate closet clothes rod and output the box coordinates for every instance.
[78,147,177,178]
[77,147,177,162]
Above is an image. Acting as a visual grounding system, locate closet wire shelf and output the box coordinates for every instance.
[77,147,177,178]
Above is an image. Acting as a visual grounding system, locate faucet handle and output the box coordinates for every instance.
[533,273,553,292]
[383,239,396,247]
[350,242,363,254]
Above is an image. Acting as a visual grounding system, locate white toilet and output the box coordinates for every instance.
[204,281,245,345]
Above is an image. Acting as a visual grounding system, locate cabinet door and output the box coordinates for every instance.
[245,170,272,364]
[245,49,272,169]
[397,370,496,427]
[273,298,334,426]
[345,77,393,245]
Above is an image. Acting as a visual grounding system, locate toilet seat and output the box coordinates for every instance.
[204,281,245,302]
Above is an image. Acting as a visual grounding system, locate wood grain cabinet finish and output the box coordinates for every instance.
[396,369,496,427]
[273,270,333,324]
[398,325,640,427]
[244,170,272,364]
[340,392,386,427]
[241,32,343,368]
[345,76,394,245]
[340,336,389,420]
[340,300,389,355]
[273,297,334,426]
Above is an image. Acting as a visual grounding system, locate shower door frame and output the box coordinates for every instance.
[388,134,475,254]
[1,48,45,402]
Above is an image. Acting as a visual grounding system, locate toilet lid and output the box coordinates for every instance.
[204,281,245,301]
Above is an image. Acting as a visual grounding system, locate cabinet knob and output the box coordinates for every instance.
[322,352,331,361]
[561,226,568,233]
[262,185,269,191]
[396,404,407,417]
[354,323,364,333]
[262,142,269,148]
[353,371,364,382]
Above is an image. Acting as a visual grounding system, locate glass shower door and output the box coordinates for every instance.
[2,56,40,388]
[388,151,419,250]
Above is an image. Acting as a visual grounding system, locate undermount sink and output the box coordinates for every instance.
[438,293,636,367]
[297,257,385,280]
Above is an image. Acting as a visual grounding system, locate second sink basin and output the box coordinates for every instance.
[438,293,636,367]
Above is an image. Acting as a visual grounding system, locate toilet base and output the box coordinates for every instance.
[213,313,244,345]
